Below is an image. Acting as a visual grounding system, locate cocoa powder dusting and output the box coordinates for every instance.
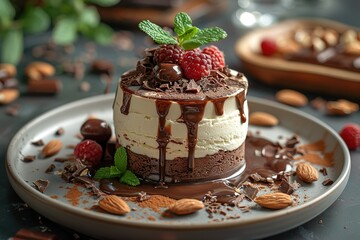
[64,185,83,206]
[296,140,334,166]
[138,195,176,212]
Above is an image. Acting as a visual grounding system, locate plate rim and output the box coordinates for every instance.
[6,94,351,231]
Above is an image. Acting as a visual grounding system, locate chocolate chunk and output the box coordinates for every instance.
[31,139,44,146]
[261,144,278,157]
[45,164,56,173]
[322,179,334,186]
[33,179,49,193]
[27,79,62,95]
[243,184,259,200]
[285,135,300,148]
[185,79,201,93]
[91,59,114,75]
[22,155,36,162]
[14,228,59,240]
[55,127,64,136]
[319,167,328,176]
[278,179,295,194]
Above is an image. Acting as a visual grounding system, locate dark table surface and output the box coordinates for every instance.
[1,0,359,239]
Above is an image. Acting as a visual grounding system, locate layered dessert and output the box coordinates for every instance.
[113,13,248,183]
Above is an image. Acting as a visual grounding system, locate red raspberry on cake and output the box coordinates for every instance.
[202,45,225,70]
[180,50,212,81]
[153,44,184,64]
[74,139,103,167]
[260,38,278,56]
[339,123,360,150]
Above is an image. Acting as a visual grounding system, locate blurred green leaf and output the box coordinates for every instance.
[53,18,78,45]
[86,0,120,7]
[0,0,15,20]
[79,6,100,27]
[92,23,113,45]
[23,8,50,34]
[1,29,23,64]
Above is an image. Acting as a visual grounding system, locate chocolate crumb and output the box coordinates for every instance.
[318,219,323,224]
[311,97,326,110]
[33,179,50,193]
[31,139,44,146]
[5,104,20,116]
[322,179,334,186]
[54,156,75,162]
[148,216,157,221]
[55,127,65,136]
[23,155,36,162]
[45,164,56,173]
[278,179,295,194]
[320,167,328,176]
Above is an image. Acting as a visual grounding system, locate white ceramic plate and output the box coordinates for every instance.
[6,94,350,240]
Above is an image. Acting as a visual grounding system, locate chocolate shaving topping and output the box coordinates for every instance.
[23,155,36,162]
[33,179,49,193]
[322,179,334,186]
[185,79,201,93]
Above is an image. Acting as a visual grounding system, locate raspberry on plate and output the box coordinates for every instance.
[153,44,184,64]
[74,139,103,167]
[339,123,360,150]
[202,45,225,70]
[180,50,212,81]
[260,38,277,56]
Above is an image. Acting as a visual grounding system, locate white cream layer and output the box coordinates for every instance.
[113,85,248,160]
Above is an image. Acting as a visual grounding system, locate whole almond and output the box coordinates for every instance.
[254,192,292,209]
[0,63,17,77]
[249,112,279,127]
[275,89,308,107]
[25,62,55,80]
[296,162,319,183]
[326,99,358,116]
[0,89,19,104]
[99,195,130,215]
[41,139,63,158]
[168,198,204,215]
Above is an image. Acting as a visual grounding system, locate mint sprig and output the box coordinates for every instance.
[94,146,140,186]
[138,12,227,50]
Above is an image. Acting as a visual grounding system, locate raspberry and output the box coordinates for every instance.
[202,45,225,70]
[153,44,184,64]
[339,123,360,150]
[74,140,103,167]
[180,50,212,81]
[260,38,277,56]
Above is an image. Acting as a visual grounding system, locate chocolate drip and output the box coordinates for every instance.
[212,98,227,116]
[100,136,294,205]
[155,100,172,184]
[179,102,207,170]
[120,91,132,115]
[235,91,247,123]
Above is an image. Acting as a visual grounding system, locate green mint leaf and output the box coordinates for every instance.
[114,147,127,173]
[94,166,122,179]
[91,23,113,45]
[86,0,120,7]
[79,6,100,27]
[1,29,23,64]
[174,12,193,36]
[53,18,77,45]
[23,7,50,34]
[120,170,140,186]
[178,27,199,45]
[181,27,227,50]
[139,20,178,45]
[0,0,15,20]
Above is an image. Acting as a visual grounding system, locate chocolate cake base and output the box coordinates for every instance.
[127,143,245,183]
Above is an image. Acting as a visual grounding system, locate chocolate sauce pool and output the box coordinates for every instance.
[100,136,293,205]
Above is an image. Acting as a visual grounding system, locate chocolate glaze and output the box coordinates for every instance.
[120,91,132,115]
[100,135,294,204]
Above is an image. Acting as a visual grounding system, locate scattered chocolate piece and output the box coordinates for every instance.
[311,97,326,110]
[185,79,201,93]
[101,74,113,94]
[23,155,36,162]
[5,103,20,116]
[33,179,50,193]
[319,167,328,176]
[322,178,334,186]
[31,139,44,146]
[243,184,259,200]
[55,127,65,136]
[14,228,59,240]
[91,59,114,76]
[278,179,295,194]
[27,79,62,95]
[54,156,74,162]
[45,164,56,173]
